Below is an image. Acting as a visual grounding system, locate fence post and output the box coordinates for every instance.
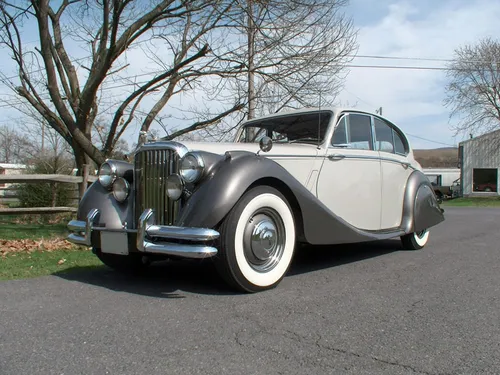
[79,164,90,200]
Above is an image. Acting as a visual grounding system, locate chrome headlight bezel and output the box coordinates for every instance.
[98,161,117,190]
[179,152,205,184]
[112,177,130,203]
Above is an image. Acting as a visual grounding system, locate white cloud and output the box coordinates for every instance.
[339,0,500,148]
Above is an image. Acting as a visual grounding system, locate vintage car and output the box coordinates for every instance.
[67,108,445,292]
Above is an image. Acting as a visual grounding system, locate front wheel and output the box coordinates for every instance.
[215,186,296,293]
[400,229,430,250]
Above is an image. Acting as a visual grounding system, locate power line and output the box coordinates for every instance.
[345,64,449,71]
[406,133,456,147]
[0,61,452,109]
[350,54,451,63]
[351,53,500,66]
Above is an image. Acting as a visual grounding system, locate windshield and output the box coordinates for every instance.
[237,111,333,145]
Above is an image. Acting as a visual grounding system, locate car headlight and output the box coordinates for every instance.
[179,153,204,184]
[98,162,117,189]
[166,174,184,201]
[112,177,130,202]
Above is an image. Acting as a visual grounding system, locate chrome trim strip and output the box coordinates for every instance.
[136,141,189,158]
[142,242,217,259]
[326,153,379,161]
[325,152,417,169]
[147,225,220,241]
[266,154,320,158]
[67,208,100,246]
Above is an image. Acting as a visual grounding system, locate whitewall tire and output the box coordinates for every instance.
[401,229,430,250]
[216,186,296,293]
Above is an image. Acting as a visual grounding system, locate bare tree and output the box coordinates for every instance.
[0,0,357,179]
[167,0,358,141]
[0,0,244,179]
[0,125,32,163]
[232,0,357,118]
[444,37,500,137]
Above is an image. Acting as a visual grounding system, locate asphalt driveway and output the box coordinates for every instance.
[1,207,500,374]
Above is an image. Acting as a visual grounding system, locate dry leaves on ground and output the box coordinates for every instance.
[0,238,78,258]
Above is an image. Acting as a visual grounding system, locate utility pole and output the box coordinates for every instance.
[247,0,255,120]
[376,107,383,116]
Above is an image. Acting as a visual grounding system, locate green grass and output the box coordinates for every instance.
[442,197,500,207]
[0,222,68,240]
[0,249,102,280]
[0,215,103,281]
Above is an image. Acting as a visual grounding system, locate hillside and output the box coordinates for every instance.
[413,147,459,168]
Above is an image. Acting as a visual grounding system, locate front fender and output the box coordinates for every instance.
[177,152,288,229]
[77,181,134,230]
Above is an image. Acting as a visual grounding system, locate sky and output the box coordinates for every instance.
[337,0,500,149]
[0,0,499,150]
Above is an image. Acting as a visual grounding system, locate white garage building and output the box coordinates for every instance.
[459,129,500,196]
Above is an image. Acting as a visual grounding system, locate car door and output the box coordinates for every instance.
[372,116,414,229]
[316,113,382,231]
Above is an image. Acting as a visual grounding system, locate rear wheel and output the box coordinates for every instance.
[401,229,429,250]
[94,248,150,274]
[215,186,296,293]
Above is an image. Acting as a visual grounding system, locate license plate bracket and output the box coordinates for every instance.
[100,232,129,255]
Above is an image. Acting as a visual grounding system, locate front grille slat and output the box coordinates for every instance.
[134,147,180,227]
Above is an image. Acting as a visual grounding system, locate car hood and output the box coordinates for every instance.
[180,141,320,157]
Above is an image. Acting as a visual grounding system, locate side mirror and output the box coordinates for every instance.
[258,136,273,154]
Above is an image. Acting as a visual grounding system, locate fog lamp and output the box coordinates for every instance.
[166,174,184,201]
[112,177,130,202]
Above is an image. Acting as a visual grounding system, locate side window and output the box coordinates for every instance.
[347,114,373,150]
[393,129,407,155]
[331,116,347,145]
[374,118,394,153]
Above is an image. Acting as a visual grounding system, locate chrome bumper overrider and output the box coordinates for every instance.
[67,208,219,259]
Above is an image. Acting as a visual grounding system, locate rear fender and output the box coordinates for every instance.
[401,170,445,233]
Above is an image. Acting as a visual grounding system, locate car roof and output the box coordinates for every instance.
[240,107,393,125]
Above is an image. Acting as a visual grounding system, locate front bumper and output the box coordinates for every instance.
[67,208,219,259]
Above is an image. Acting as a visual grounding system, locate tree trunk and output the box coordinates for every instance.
[72,143,90,200]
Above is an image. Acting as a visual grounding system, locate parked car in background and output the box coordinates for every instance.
[67,108,445,292]
[474,182,497,192]
[423,168,461,202]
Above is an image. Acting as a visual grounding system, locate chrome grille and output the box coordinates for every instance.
[134,148,180,226]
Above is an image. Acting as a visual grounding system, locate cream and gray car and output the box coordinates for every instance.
[67,108,445,292]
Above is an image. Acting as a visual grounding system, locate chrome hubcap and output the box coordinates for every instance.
[243,208,285,272]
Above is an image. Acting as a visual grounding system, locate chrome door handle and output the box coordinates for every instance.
[328,154,346,161]
[401,162,410,169]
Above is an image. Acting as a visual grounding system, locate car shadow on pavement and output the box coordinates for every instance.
[288,239,403,276]
[53,239,403,297]
[53,259,235,297]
